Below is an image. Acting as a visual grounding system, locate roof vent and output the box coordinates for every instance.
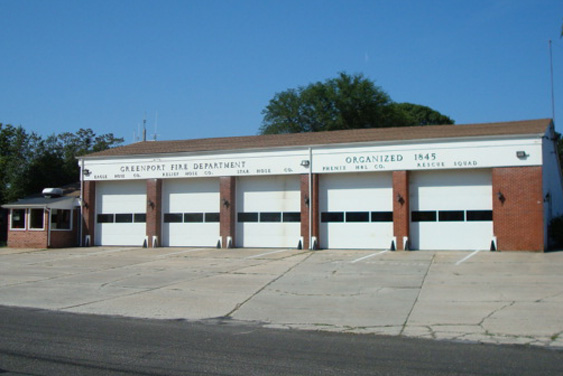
[42,188,64,198]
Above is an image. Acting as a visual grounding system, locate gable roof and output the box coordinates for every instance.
[82,118,553,159]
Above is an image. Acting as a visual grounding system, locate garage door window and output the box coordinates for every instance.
[438,211,464,222]
[115,213,133,223]
[322,211,393,223]
[411,211,437,222]
[164,212,220,223]
[238,212,301,223]
[184,213,204,223]
[467,210,493,221]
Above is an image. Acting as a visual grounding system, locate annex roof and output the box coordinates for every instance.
[2,196,78,210]
[82,118,553,159]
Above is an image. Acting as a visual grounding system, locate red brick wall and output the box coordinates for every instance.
[220,176,236,248]
[83,181,96,246]
[146,179,162,247]
[49,208,80,248]
[392,170,409,250]
[492,166,544,251]
[7,210,48,248]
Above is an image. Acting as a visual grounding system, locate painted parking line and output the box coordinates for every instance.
[157,248,210,258]
[455,250,481,265]
[350,250,389,264]
[246,249,291,259]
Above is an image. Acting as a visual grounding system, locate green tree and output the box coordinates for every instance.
[391,103,454,126]
[0,125,123,205]
[260,72,453,134]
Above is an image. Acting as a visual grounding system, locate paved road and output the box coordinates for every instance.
[0,247,562,348]
[1,306,562,376]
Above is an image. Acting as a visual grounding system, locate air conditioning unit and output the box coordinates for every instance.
[42,188,64,198]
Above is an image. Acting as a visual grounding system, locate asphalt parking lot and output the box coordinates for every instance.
[0,246,562,348]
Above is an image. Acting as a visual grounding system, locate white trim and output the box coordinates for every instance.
[50,209,74,232]
[27,208,46,231]
[9,208,27,231]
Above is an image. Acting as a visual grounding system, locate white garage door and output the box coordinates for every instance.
[162,178,220,247]
[409,169,493,250]
[95,180,147,246]
[236,176,301,248]
[319,172,393,249]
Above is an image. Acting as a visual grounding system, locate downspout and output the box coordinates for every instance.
[46,207,51,248]
[79,158,84,247]
[308,147,313,250]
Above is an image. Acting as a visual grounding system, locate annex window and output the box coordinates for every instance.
[29,209,45,229]
[51,209,72,230]
[10,209,26,229]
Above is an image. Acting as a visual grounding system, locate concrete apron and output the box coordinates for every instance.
[0,246,562,348]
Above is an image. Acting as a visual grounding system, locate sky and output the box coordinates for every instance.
[2,0,563,143]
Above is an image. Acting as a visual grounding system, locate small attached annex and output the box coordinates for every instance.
[78,118,563,252]
[2,184,81,248]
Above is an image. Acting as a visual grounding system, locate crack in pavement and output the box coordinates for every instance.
[224,252,314,318]
[400,253,435,336]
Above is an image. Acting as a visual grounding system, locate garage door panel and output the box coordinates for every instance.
[320,172,393,250]
[236,176,301,248]
[95,181,147,246]
[410,170,493,250]
[162,178,220,247]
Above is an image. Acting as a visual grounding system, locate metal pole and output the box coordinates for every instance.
[550,39,556,122]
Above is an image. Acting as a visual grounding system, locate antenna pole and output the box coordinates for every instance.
[143,114,147,142]
[550,39,555,122]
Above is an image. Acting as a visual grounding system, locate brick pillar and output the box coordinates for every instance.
[220,176,236,248]
[393,170,410,251]
[492,167,544,251]
[146,179,162,248]
[303,174,320,249]
[83,180,96,246]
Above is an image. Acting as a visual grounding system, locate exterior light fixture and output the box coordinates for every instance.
[497,191,506,204]
[516,151,528,159]
[396,193,405,205]
[300,160,310,168]
[83,169,92,176]
[222,198,230,208]
[304,195,310,207]
[147,199,155,209]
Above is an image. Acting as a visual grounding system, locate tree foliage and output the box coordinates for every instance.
[0,124,123,204]
[260,72,453,134]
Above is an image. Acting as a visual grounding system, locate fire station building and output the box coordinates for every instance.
[77,118,562,252]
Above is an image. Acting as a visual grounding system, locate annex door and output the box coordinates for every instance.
[95,180,147,246]
[162,178,220,247]
[409,169,493,250]
[319,172,393,249]
[236,176,301,248]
